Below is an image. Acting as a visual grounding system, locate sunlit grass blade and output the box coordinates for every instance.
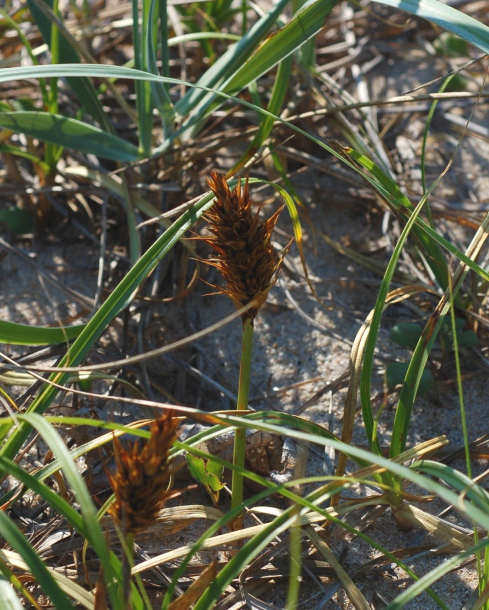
[385,539,489,610]
[0,568,25,610]
[0,454,86,532]
[222,0,337,97]
[0,111,139,161]
[372,0,489,54]
[179,0,338,140]
[0,63,487,288]
[359,201,427,460]
[343,146,449,292]
[413,460,489,511]
[133,0,154,156]
[147,0,174,136]
[0,549,95,609]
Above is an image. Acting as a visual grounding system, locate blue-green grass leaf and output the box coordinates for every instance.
[0,111,138,161]
[371,0,489,55]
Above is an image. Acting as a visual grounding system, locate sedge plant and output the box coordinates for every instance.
[202,171,290,524]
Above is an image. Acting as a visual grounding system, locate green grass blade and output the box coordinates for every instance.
[222,0,337,96]
[178,0,337,138]
[0,511,72,609]
[132,0,153,156]
[371,0,489,54]
[0,321,84,345]
[344,147,449,292]
[147,0,174,135]
[231,54,292,173]
[359,201,427,462]
[386,539,489,610]
[413,461,489,511]
[0,111,139,161]
[174,0,290,118]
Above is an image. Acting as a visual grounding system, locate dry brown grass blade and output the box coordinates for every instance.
[132,514,326,575]
[155,505,224,535]
[305,524,371,610]
[393,504,477,550]
[168,561,218,610]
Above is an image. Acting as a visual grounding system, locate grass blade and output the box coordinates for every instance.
[372,0,489,54]
[0,111,139,161]
[0,320,84,345]
[175,0,290,118]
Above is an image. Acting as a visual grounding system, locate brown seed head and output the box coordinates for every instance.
[203,172,289,320]
[107,414,178,535]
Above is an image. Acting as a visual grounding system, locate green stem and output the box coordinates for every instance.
[231,316,254,517]
[123,531,135,609]
[46,0,60,175]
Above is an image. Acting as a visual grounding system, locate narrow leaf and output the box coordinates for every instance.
[0,112,138,161]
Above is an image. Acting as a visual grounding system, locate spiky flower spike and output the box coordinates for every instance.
[108,413,178,536]
[204,171,288,322]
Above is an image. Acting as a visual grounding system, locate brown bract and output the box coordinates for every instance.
[107,414,179,535]
[203,172,289,321]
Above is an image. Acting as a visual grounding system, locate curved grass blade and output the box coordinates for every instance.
[222,0,337,97]
[0,549,95,609]
[0,511,72,609]
[359,202,427,460]
[371,0,489,54]
[0,111,139,161]
[0,62,487,286]
[0,455,86,533]
[413,460,489,511]
[0,320,84,345]
[343,146,449,292]
[147,0,174,136]
[178,0,338,139]
[229,54,292,175]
